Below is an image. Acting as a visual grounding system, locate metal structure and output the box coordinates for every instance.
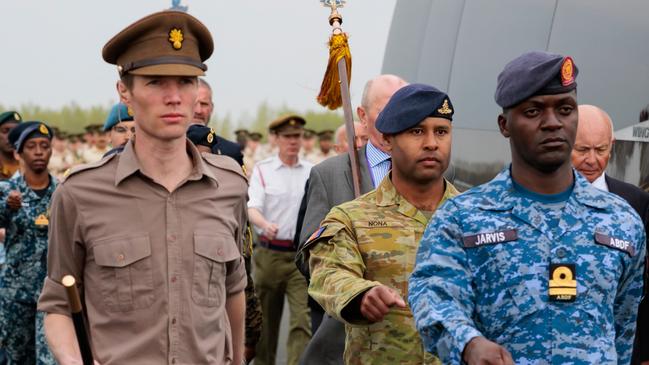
[382,0,649,188]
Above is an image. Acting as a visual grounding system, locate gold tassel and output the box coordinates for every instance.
[317,32,352,110]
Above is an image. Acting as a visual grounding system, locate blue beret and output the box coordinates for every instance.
[495,51,578,109]
[0,111,22,126]
[375,84,454,134]
[104,103,134,131]
[9,121,53,153]
[187,124,217,148]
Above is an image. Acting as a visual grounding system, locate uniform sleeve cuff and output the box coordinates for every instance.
[226,257,248,295]
[37,276,74,316]
[452,324,483,362]
[334,281,382,326]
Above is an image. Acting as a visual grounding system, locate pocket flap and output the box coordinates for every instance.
[194,234,240,262]
[94,235,151,268]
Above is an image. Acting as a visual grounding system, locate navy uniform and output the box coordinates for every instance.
[187,124,245,166]
[0,122,56,365]
[409,52,646,364]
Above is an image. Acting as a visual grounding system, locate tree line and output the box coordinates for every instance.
[0,101,344,141]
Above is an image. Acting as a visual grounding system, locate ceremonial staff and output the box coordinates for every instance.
[62,275,94,365]
[317,0,362,197]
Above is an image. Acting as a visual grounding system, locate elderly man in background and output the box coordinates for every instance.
[193,78,214,126]
[332,122,368,155]
[571,104,649,365]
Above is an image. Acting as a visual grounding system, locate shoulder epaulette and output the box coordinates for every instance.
[60,154,118,184]
[202,153,247,181]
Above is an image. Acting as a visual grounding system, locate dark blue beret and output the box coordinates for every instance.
[187,125,244,165]
[103,103,134,131]
[9,121,53,152]
[375,83,454,134]
[187,124,217,148]
[0,111,22,126]
[495,51,578,109]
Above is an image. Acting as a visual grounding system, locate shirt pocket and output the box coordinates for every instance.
[93,234,154,312]
[192,233,240,307]
[464,230,542,335]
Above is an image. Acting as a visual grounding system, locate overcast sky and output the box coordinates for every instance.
[3,0,396,126]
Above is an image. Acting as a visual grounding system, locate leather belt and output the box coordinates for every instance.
[259,236,295,252]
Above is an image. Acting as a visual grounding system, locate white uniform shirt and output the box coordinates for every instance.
[248,155,313,240]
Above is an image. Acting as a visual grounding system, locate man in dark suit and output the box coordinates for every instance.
[571,104,649,365]
[295,74,407,365]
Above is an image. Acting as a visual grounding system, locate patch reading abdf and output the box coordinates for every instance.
[549,263,576,302]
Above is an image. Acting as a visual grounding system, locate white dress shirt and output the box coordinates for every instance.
[248,155,313,240]
[592,173,609,192]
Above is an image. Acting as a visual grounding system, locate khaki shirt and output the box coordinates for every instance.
[38,140,248,365]
[307,175,459,365]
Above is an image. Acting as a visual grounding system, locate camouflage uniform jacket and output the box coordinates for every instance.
[307,175,458,364]
[0,173,57,303]
[408,167,646,364]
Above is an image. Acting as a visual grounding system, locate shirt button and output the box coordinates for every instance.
[168,234,176,242]
[172,318,177,325]
[170,276,177,283]
[556,248,567,258]
[171,358,176,364]
[116,253,125,261]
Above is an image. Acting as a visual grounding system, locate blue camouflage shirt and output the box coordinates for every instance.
[409,167,645,364]
[0,174,57,303]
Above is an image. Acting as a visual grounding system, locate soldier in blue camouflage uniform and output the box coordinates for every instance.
[0,121,56,364]
[409,52,646,365]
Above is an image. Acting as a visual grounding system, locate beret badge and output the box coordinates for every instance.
[39,124,49,135]
[561,57,575,86]
[13,113,20,121]
[437,99,452,115]
[169,28,184,50]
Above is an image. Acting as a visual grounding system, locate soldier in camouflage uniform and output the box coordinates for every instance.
[306,84,458,365]
[409,52,646,364]
[0,121,56,365]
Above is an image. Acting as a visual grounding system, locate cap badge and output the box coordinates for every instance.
[437,99,453,115]
[127,106,134,117]
[289,120,296,126]
[39,124,49,135]
[169,28,184,50]
[561,57,575,86]
[13,113,20,121]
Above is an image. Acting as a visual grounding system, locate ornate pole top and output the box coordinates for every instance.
[321,0,346,29]
[170,0,188,12]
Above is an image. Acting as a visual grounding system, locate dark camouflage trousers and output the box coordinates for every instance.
[0,297,55,365]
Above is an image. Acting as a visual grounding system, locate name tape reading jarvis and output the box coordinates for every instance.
[462,229,518,248]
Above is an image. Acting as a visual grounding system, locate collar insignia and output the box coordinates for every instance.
[169,28,184,50]
[35,214,49,226]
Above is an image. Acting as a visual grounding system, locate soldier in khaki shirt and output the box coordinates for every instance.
[305,84,458,364]
[37,11,247,365]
